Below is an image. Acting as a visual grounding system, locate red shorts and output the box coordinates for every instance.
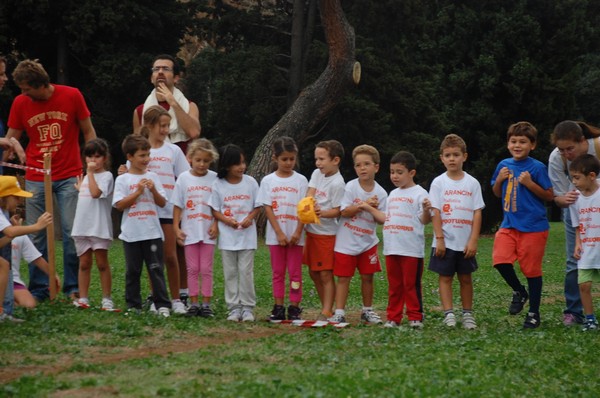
[492,228,548,278]
[303,232,336,271]
[334,245,382,277]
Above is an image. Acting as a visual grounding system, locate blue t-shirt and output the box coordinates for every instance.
[491,157,552,232]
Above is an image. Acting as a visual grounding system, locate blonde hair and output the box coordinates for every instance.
[187,138,219,164]
[352,144,380,164]
[440,134,467,154]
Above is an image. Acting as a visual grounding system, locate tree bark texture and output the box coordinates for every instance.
[248,0,356,183]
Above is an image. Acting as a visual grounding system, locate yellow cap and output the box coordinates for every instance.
[0,176,33,198]
[297,196,320,224]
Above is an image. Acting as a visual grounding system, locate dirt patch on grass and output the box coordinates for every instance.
[0,324,302,384]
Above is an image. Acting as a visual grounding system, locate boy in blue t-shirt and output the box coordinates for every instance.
[491,121,554,329]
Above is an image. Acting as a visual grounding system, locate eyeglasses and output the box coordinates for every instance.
[557,145,577,155]
[151,66,173,72]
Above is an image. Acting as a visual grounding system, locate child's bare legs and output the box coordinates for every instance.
[457,273,473,310]
[334,276,352,312]
[360,273,374,307]
[320,270,335,316]
[439,275,454,311]
[78,250,93,300]
[161,224,180,300]
[94,249,112,298]
[579,282,594,316]
[14,289,36,308]
[309,269,324,304]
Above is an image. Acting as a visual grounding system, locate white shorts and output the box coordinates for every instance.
[73,236,111,256]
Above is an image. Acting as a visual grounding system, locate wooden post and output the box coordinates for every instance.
[44,153,57,300]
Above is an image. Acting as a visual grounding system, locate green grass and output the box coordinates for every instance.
[1,222,599,397]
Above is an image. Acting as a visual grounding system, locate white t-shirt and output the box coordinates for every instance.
[334,178,388,256]
[209,175,259,251]
[306,169,345,235]
[112,171,166,242]
[170,170,218,246]
[257,171,308,246]
[71,171,114,240]
[11,235,42,286]
[429,172,485,251]
[383,185,429,258]
[0,210,11,233]
[128,143,189,219]
[548,138,598,196]
[569,187,600,269]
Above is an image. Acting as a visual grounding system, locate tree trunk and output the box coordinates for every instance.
[248,0,356,183]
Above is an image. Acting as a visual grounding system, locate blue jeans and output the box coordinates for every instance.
[26,178,79,300]
[563,208,583,319]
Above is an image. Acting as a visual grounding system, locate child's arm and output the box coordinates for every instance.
[86,164,103,198]
[240,207,261,229]
[263,205,288,246]
[357,201,386,224]
[208,220,218,240]
[431,208,445,258]
[145,178,166,208]
[290,220,304,246]
[517,171,554,202]
[113,182,145,211]
[419,198,432,225]
[212,208,239,229]
[492,167,510,198]
[464,208,482,259]
[3,213,52,238]
[31,256,61,292]
[173,205,186,246]
[574,227,583,260]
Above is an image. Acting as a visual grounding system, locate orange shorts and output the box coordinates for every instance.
[492,228,548,278]
[334,245,382,277]
[303,232,336,272]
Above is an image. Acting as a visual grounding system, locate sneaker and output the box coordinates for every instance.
[73,298,90,309]
[227,308,242,322]
[241,309,255,322]
[184,305,201,317]
[0,312,25,323]
[582,319,599,331]
[361,310,383,325]
[328,313,346,323]
[523,312,540,329]
[179,293,190,307]
[384,320,400,328]
[101,298,115,311]
[158,307,171,318]
[316,313,329,322]
[200,306,215,318]
[443,312,456,327]
[287,305,303,321]
[409,320,424,329]
[149,303,158,314]
[269,304,286,321]
[509,290,528,315]
[462,313,477,330]
[563,313,580,326]
[172,300,187,315]
[143,294,154,311]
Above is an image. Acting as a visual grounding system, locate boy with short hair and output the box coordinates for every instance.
[429,134,484,330]
[491,122,554,329]
[303,140,345,321]
[568,154,600,331]
[330,144,387,324]
[113,135,171,316]
[383,151,432,329]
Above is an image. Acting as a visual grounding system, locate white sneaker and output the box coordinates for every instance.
[384,320,400,328]
[241,309,255,322]
[73,298,90,309]
[172,299,186,315]
[462,313,477,330]
[149,303,158,314]
[158,307,170,318]
[361,310,383,325]
[409,320,424,329]
[443,312,456,327]
[227,308,242,322]
[328,313,346,323]
[101,298,114,311]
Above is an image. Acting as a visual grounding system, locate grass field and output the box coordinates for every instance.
[1,222,599,397]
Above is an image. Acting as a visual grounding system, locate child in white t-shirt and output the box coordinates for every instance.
[209,144,260,322]
[382,151,431,329]
[113,135,171,317]
[569,154,600,331]
[72,138,116,311]
[331,145,388,325]
[172,139,219,318]
[303,140,345,321]
[257,137,308,321]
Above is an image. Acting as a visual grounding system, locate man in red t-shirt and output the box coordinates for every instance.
[5,59,96,301]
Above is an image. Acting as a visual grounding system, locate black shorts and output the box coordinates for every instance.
[428,247,478,276]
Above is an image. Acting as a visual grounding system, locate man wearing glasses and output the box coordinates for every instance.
[132,54,201,151]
